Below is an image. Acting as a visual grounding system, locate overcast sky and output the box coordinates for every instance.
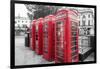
[15,4,28,18]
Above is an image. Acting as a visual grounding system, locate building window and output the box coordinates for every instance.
[88,20,91,26]
[88,14,90,18]
[82,15,86,26]
[18,20,20,23]
[88,14,92,26]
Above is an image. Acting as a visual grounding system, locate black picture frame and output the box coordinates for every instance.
[10,0,97,69]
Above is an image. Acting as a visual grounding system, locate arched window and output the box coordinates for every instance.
[18,20,20,23]
[88,14,90,18]
[88,19,91,26]
[88,14,93,26]
[82,15,86,26]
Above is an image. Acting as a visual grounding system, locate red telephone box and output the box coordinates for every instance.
[35,18,43,55]
[43,15,55,61]
[55,9,79,63]
[30,20,36,50]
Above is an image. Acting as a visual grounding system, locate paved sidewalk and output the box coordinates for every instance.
[15,36,54,65]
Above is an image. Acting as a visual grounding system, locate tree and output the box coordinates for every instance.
[25,4,59,19]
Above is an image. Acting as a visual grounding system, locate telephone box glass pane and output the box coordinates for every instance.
[71,21,78,62]
[56,21,64,62]
[43,23,48,53]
